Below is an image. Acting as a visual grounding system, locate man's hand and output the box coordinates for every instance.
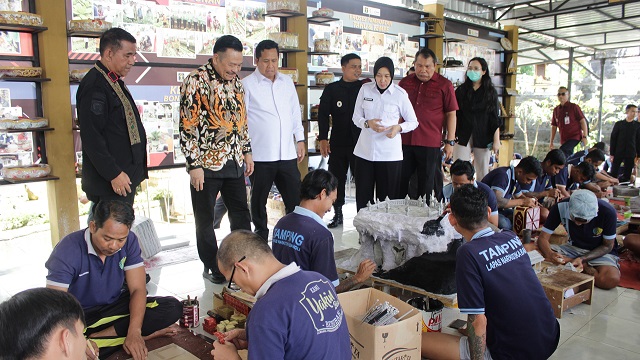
[546,188,561,198]
[492,141,500,154]
[319,140,330,157]
[111,171,132,197]
[189,168,205,191]
[223,329,248,350]
[123,331,147,360]
[296,141,305,163]
[367,119,385,132]
[521,197,538,207]
[443,144,453,161]
[86,339,99,360]
[354,259,376,283]
[547,252,572,265]
[549,143,554,150]
[385,125,402,139]
[244,153,254,177]
[571,257,585,272]
[582,137,588,148]
[211,336,242,360]
[610,177,619,185]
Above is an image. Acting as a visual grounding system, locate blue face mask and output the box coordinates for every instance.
[466,70,482,82]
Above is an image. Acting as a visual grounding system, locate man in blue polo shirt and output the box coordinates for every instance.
[421,185,559,360]
[556,147,605,198]
[46,201,182,360]
[212,230,351,360]
[558,161,597,198]
[272,169,376,293]
[537,190,620,290]
[443,160,499,227]
[481,155,541,230]
[521,149,565,223]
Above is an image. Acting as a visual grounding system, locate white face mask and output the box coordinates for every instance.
[466,70,482,82]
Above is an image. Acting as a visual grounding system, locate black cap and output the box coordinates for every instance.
[374,57,395,80]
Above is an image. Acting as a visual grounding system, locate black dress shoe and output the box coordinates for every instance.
[203,267,226,284]
[328,215,343,228]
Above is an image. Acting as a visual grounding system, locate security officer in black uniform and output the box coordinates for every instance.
[318,53,369,227]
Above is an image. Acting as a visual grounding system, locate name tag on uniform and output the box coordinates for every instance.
[364,97,373,101]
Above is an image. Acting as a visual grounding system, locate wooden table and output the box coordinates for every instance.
[536,268,594,319]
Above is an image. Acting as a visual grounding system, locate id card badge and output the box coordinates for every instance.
[564,114,570,125]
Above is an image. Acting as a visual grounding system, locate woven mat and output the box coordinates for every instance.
[144,246,199,271]
[619,250,640,291]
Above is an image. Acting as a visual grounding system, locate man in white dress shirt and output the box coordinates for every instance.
[243,39,305,241]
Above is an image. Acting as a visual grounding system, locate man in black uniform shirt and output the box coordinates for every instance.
[318,53,369,227]
[77,28,147,211]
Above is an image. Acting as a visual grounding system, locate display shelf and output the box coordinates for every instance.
[412,33,443,39]
[308,51,339,56]
[0,126,54,133]
[280,47,305,53]
[67,30,104,38]
[265,10,305,18]
[497,50,518,54]
[307,16,340,24]
[308,85,326,89]
[294,83,305,87]
[444,37,464,43]
[0,175,59,185]
[0,55,37,62]
[0,23,46,33]
[0,76,50,82]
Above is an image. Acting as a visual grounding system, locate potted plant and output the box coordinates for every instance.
[153,188,173,222]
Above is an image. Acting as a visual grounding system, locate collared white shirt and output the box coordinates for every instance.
[242,69,304,162]
[352,82,418,161]
[255,262,301,299]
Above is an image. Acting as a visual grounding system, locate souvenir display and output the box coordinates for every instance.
[266,0,299,12]
[312,7,334,17]
[314,71,334,85]
[68,19,112,32]
[2,164,51,180]
[0,11,42,26]
[279,68,298,83]
[313,39,331,52]
[267,32,298,48]
[0,117,48,130]
[0,66,42,78]
[69,69,90,82]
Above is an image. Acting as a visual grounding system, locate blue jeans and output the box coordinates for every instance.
[498,208,514,230]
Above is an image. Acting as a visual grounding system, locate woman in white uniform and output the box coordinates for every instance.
[352,56,418,211]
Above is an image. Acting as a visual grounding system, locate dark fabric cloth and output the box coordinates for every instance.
[191,176,251,272]
[610,156,635,183]
[355,156,403,211]
[77,61,148,198]
[328,146,356,208]
[317,78,367,146]
[454,84,500,148]
[552,101,585,144]
[398,73,458,148]
[610,119,640,158]
[400,145,443,203]
[559,138,580,157]
[84,292,182,360]
[249,160,301,241]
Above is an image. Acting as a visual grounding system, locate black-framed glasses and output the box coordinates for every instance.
[571,215,589,224]
[228,255,246,289]
[557,92,567,96]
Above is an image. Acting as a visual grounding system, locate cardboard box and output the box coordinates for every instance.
[338,288,422,360]
[267,196,286,226]
[513,206,540,235]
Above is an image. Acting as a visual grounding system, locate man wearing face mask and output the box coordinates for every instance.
[399,48,458,203]
[180,35,253,284]
[317,53,370,228]
[352,57,418,211]
[242,40,305,241]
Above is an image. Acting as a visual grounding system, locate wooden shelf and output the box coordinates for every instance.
[307,16,340,24]
[0,23,47,33]
[493,72,516,76]
[265,10,305,18]
[0,175,59,185]
[0,76,50,82]
[67,30,104,38]
[0,126,54,133]
[294,83,305,87]
[444,37,465,43]
[308,51,340,56]
[308,85,327,89]
[497,50,518,54]
[412,33,443,39]
[280,48,305,53]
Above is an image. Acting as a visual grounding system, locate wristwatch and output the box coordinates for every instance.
[444,139,456,146]
[364,120,370,129]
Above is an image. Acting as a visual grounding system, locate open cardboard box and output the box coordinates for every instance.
[338,288,422,359]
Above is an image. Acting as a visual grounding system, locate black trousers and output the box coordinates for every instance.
[250,160,301,241]
[560,139,581,157]
[328,146,356,209]
[610,156,635,183]
[84,292,182,359]
[355,156,403,211]
[400,145,443,204]
[191,176,251,272]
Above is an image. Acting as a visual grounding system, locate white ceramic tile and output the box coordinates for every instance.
[557,330,573,347]
[621,288,640,300]
[600,295,640,324]
[556,305,595,333]
[576,313,640,354]
[549,336,640,360]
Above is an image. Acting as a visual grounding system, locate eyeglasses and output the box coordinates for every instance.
[228,255,246,289]
[571,215,589,224]
[557,92,567,96]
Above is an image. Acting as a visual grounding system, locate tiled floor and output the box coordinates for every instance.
[1,197,640,359]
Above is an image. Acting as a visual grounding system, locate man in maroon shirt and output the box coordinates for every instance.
[550,86,588,157]
[399,48,458,203]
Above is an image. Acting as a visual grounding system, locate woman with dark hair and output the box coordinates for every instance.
[453,57,501,181]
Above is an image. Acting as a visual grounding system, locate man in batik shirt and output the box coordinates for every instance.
[179,35,253,284]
